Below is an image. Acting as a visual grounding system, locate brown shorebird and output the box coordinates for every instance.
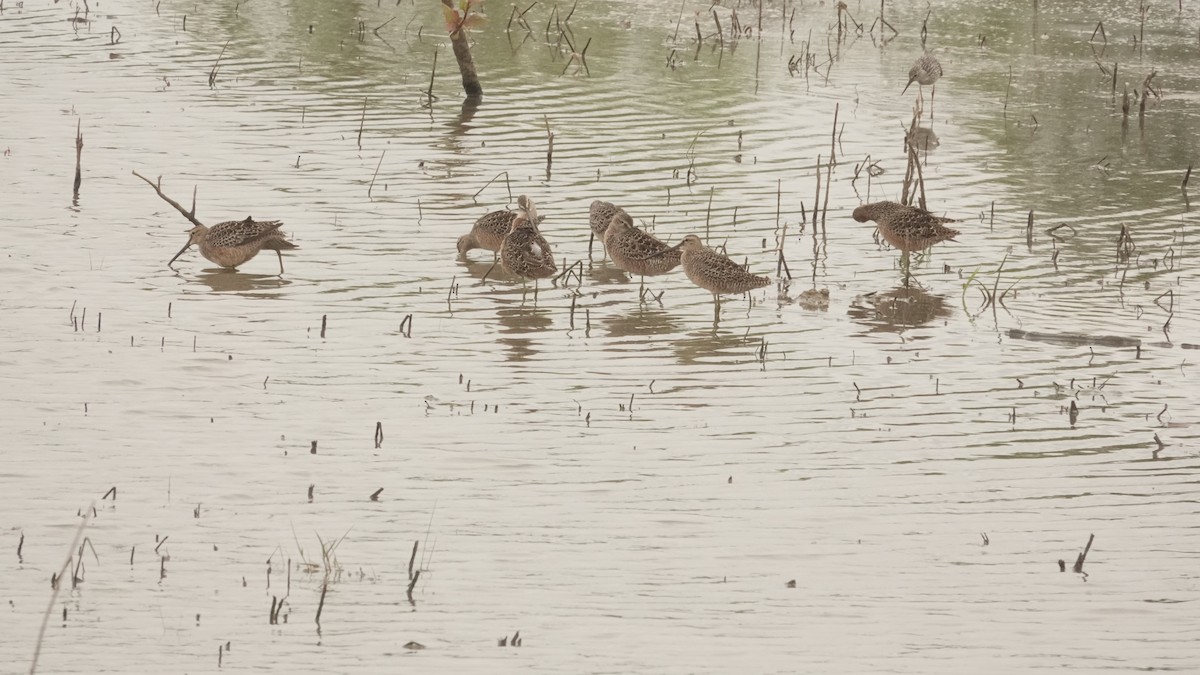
[499,196,556,290]
[168,217,296,274]
[654,234,769,320]
[457,196,544,258]
[603,211,681,292]
[852,201,959,281]
[588,200,624,259]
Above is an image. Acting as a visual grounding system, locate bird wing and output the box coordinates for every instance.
[696,248,753,276]
[209,219,284,247]
[476,210,515,238]
[589,202,623,235]
[909,205,958,224]
[513,229,554,264]
[614,226,675,258]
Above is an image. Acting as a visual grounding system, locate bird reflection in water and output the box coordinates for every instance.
[672,327,764,366]
[186,270,292,295]
[456,256,522,284]
[587,260,639,285]
[602,305,682,339]
[494,305,554,362]
[908,126,939,154]
[848,285,951,333]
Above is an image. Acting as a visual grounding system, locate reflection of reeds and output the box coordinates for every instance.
[962,253,1018,315]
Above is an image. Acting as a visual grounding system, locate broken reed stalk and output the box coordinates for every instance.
[543,114,554,177]
[406,569,420,601]
[1139,2,1146,56]
[672,0,685,42]
[776,178,791,278]
[132,171,204,227]
[72,120,82,197]
[407,540,419,580]
[439,0,482,99]
[812,154,821,225]
[472,170,512,202]
[1182,163,1192,191]
[425,48,438,105]
[367,150,385,199]
[356,98,367,150]
[704,187,714,243]
[713,10,724,64]
[314,581,328,627]
[30,506,93,675]
[1003,66,1013,117]
[821,152,833,231]
[374,422,383,448]
[900,108,922,206]
[829,102,839,165]
[1072,533,1095,572]
[208,39,230,87]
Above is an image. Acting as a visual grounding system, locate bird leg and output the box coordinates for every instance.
[481,260,497,283]
[276,249,285,275]
[930,83,936,120]
[712,293,722,325]
[587,231,594,261]
[901,250,912,288]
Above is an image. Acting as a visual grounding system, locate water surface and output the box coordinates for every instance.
[1,0,1198,672]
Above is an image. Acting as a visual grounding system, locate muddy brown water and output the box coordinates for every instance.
[2,0,1199,672]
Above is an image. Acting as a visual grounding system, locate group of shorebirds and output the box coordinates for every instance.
[161,52,958,320]
[456,195,772,317]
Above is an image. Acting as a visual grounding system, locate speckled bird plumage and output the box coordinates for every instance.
[851,201,959,253]
[458,195,545,255]
[676,235,770,296]
[500,197,556,281]
[589,200,625,239]
[903,53,942,93]
[169,216,296,271]
[603,211,681,277]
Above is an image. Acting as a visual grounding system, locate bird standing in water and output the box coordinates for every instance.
[603,211,681,295]
[457,195,544,259]
[852,201,959,284]
[499,196,557,293]
[903,52,943,112]
[588,200,625,260]
[168,217,296,274]
[653,234,769,322]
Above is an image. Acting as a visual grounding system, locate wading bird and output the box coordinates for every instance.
[168,217,296,274]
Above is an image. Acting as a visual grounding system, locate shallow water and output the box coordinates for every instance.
[2,0,1199,672]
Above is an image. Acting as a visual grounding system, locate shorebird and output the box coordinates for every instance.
[603,211,681,293]
[852,201,959,282]
[457,195,544,258]
[499,196,556,291]
[655,235,769,321]
[168,217,296,274]
[903,52,942,109]
[588,200,624,259]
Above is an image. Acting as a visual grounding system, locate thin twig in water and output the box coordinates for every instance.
[30,506,93,674]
